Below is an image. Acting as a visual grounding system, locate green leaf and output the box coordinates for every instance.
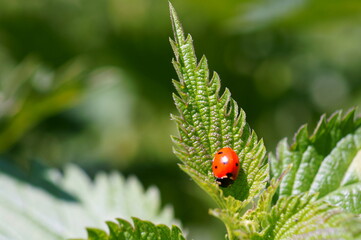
[270,110,361,214]
[210,167,361,239]
[169,4,361,240]
[169,2,267,213]
[209,169,285,239]
[86,228,108,240]
[0,161,179,240]
[83,217,186,240]
[263,194,361,240]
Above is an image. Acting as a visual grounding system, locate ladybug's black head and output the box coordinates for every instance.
[216,175,234,188]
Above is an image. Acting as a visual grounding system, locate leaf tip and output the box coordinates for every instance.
[169,2,184,44]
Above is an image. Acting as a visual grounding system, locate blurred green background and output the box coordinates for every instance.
[0,0,361,239]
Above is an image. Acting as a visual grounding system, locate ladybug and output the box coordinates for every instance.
[212,147,240,187]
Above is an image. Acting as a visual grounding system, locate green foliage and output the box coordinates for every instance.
[1,2,361,239]
[216,192,361,239]
[270,110,361,214]
[169,3,361,239]
[0,161,178,240]
[0,57,86,152]
[236,0,361,30]
[210,167,361,239]
[262,193,361,240]
[2,0,361,166]
[169,2,267,212]
[83,218,185,240]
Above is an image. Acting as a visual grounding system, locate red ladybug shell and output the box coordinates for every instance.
[212,147,240,187]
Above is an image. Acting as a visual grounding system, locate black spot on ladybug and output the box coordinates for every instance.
[226,173,233,178]
[218,151,223,155]
[214,166,218,169]
[235,163,239,166]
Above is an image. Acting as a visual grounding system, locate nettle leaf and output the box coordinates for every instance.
[169,2,267,214]
[264,194,361,240]
[270,110,361,214]
[0,161,178,240]
[212,187,361,239]
[83,217,186,240]
[209,169,287,239]
[209,165,361,239]
[169,5,361,239]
